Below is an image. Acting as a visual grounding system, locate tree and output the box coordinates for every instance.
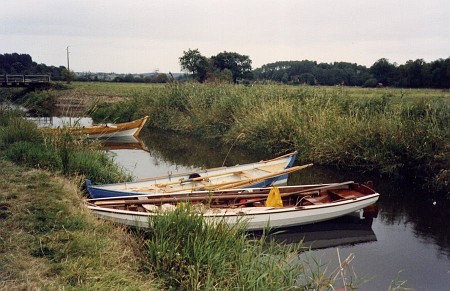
[211,51,252,83]
[179,49,210,83]
[369,58,397,86]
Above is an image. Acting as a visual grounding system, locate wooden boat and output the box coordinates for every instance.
[85,181,380,231]
[85,151,300,198]
[49,116,148,138]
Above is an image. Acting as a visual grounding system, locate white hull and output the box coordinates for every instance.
[87,193,379,231]
[87,127,139,138]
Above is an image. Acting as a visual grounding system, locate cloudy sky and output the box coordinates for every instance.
[1,0,449,73]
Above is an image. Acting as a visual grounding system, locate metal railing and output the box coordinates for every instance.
[0,74,51,86]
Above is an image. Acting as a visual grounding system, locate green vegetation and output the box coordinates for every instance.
[254,58,450,88]
[0,160,157,290]
[0,108,130,184]
[144,206,308,290]
[88,83,449,196]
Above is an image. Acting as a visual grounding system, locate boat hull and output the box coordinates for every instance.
[87,193,379,231]
[86,181,380,231]
[86,151,298,198]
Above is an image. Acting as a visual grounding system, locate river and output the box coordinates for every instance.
[30,116,450,290]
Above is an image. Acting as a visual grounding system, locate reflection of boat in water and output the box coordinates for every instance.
[98,136,149,152]
[260,213,377,250]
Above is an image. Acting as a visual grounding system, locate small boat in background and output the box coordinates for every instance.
[86,151,301,198]
[48,116,149,138]
[86,181,380,231]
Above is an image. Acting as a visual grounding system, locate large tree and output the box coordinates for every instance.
[211,51,252,83]
[179,49,210,83]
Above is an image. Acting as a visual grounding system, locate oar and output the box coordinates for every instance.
[229,181,355,207]
[154,169,246,187]
[214,163,312,190]
[92,183,340,206]
[162,164,311,193]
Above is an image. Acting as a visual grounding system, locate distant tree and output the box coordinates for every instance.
[211,51,252,83]
[62,68,76,83]
[211,68,233,83]
[398,59,426,88]
[429,58,450,88]
[369,58,397,86]
[179,49,210,82]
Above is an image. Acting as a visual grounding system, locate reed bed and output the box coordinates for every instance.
[143,204,343,290]
[91,83,449,195]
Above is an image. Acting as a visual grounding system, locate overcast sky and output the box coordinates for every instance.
[1,0,449,73]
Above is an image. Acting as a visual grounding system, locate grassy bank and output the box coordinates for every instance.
[84,83,449,196]
[0,160,157,289]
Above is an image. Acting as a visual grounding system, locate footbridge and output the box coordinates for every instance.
[0,75,51,87]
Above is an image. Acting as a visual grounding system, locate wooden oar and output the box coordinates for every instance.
[93,183,345,206]
[162,164,311,193]
[136,151,297,182]
[154,169,246,187]
[229,181,355,207]
[214,163,313,190]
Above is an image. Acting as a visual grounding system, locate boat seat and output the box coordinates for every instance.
[329,189,360,200]
[302,195,329,205]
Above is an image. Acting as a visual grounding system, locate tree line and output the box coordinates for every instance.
[0,53,66,81]
[180,49,450,88]
[253,58,450,88]
[2,52,449,88]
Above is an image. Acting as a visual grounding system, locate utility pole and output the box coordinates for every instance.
[66,46,70,71]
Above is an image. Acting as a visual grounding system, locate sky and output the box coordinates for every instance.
[1,0,449,73]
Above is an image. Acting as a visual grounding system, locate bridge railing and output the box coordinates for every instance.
[0,74,51,86]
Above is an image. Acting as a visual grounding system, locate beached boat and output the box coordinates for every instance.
[49,116,148,138]
[85,151,301,198]
[86,181,380,231]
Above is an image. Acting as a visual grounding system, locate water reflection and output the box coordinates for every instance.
[99,136,149,152]
[260,214,377,250]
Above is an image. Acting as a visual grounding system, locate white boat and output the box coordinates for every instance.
[86,151,301,198]
[86,181,380,231]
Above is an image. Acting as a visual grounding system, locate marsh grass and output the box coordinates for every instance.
[0,160,157,290]
[142,205,348,290]
[88,83,449,194]
[0,108,130,184]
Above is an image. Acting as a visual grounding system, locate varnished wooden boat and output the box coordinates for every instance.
[49,116,148,138]
[86,151,301,198]
[86,181,380,231]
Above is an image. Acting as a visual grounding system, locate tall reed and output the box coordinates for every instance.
[142,205,342,290]
[90,83,449,194]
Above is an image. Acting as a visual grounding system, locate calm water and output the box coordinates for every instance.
[102,128,450,290]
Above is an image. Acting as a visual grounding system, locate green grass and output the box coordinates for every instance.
[143,204,336,290]
[0,109,131,184]
[0,160,158,290]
